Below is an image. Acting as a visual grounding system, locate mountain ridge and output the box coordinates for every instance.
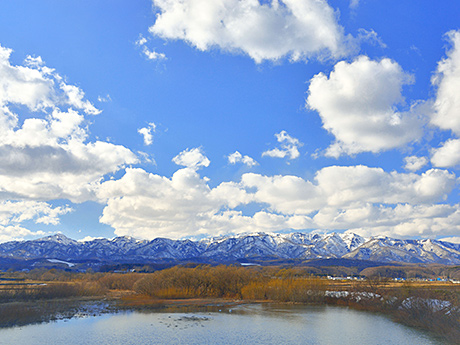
[1,232,460,267]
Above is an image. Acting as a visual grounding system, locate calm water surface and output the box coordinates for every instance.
[0,304,443,345]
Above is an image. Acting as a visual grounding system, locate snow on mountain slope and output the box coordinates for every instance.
[0,232,459,265]
[344,237,460,264]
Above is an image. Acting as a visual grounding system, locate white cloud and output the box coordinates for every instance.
[136,35,167,61]
[59,83,101,115]
[307,56,424,157]
[0,200,70,243]
[149,0,354,63]
[356,29,386,48]
[143,47,167,61]
[228,151,257,167]
[0,225,45,243]
[78,236,105,242]
[431,30,460,135]
[138,122,157,145]
[98,167,234,239]
[262,130,302,160]
[439,237,460,244]
[172,147,210,169]
[0,137,137,203]
[97,94,112,103]
[136,36,148,46]
[137,151,156,165]
[97,164,457,240]
[241,173,318,215]
[0,47,54,111]
[244,166,455,213]
[0,200,71,226]
[98,167,313,239]
[0,44,138,202]
[431,139,460,168]
[429,30,460,169]
[323,203,460,238]
[349,0,360,9]
[404,155,428,171]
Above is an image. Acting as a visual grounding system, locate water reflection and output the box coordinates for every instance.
[0,304,443,345]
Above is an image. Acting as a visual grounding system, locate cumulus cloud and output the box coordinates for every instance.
[97,164,457,240]
[262,131,302,160]
[0,225,45,243]
[431,30,460,135]
[149,0,354,63]
[431,139,460,168]
[59,83,101,115]
[439,237,460,244]
[0,200,70,243]
[98,167,244,239]
[244,166,455,213]
[98,167,314,239]
[228,151,257,167]
[329,203,460,238]
[172,147,210,169]
[138,122,157,145]
[404,155,428,172]
[428,30,460,169]
[0,200,71,226]
[307,56,424,157]
[0,44,138,203]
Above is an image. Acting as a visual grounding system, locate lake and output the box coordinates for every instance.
[0,304,443,344]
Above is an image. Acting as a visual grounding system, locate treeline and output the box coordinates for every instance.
[132,265,329,303]
[134,265,253,299]
[361,264,460,280]
[0,269,141,302]
[0,266,332,303]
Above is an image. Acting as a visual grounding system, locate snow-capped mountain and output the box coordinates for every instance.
[1,232,460,266]
[344,236,460,264]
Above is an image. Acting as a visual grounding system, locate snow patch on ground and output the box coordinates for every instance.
[47,259,75,267]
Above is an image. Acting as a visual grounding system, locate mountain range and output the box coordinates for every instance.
[1,232,460,270]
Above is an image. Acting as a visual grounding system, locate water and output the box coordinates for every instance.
[0,304,442,345]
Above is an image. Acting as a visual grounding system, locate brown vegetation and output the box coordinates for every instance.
[361,264,460,280]
[133,265,254,299]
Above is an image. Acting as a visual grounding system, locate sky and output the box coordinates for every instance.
[0,0,460,243]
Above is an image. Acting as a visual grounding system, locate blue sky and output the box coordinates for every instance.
[1,0,460,242]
